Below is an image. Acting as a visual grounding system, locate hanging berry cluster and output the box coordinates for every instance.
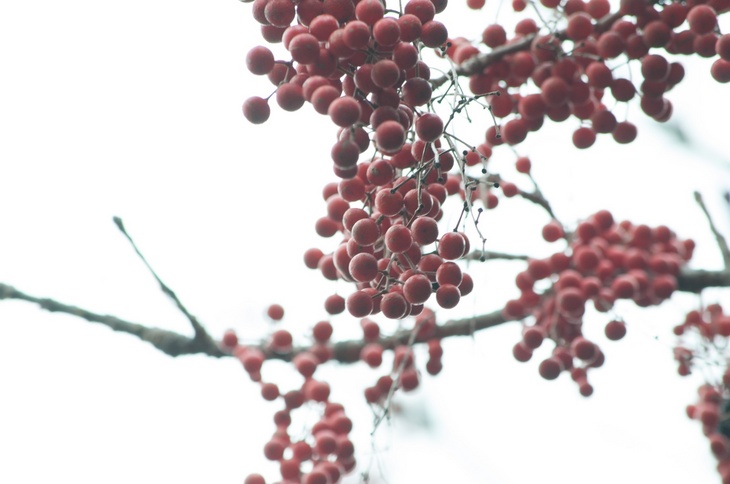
[505,210,694,395]
[675,304,730,484]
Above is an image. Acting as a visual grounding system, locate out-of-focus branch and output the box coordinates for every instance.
[677,269,730,293]
[113,217,218,350]
[694,192,730,269]
[516,187,559,220]
[464,250,530,261]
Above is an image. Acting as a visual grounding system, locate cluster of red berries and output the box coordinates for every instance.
[673,304,730,483]
[504,209,694,395]
[305,168,480,319]
[222,314,356,484]
[242,0,450,177]
[359,309,444,404]
[451,0,730,151]
[687,384,730,484]
[220,303,447,483]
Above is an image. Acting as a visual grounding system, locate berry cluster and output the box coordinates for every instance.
[221,303,448,483]
[451,0,730,150]
[673,304,730,483]
[359,309,444,405]
[687,384,730,484]
[222,316,356,484]
[306,169,478,320]
[505,210,694,395]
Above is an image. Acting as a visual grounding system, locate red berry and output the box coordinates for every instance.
[222,329,238,349]
[605,320,627,340]
[572,126,596,149]
[360,343,383,367]
[515,156,531,173]
[346,290,374,317]
[717,35,730,61]
[438,232,467,260]
[415,113,444,142]
[245,474,266,484]
[276,83,305,111]
[542,220,564,242]
[522,326,545,349]
[612,121,637,144]
[403,274,432,304]
[271,329,293,351]
[267,304,285,321]
[571,337,596,360]
[381,292,409,319]
[712,59,730,83]
[482,24,507,47]
[566,13,593,41]
[513,341,533,362]
[246,46,276,75]
[243,96,271,124]
[436,284,461,308]
[264,0,296,27]
[404,0,436,23]
[324,294,346,314]
[539,358,562,380]
[687,5,717,35]
[411,216,440,245]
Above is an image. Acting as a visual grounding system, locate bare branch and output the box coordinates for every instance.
[694,192,730,269]
[113,216,217,349]
[0,283,225,357]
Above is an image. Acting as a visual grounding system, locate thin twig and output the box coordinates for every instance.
[694,191,730,269]
[371,326,420,434]
[113,216,213,344]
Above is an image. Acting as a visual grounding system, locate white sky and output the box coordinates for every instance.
[1,1,729,483]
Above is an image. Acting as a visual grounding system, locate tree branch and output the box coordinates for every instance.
[3,266,729,362]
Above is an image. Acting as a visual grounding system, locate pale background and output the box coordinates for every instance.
[0,1,729,483]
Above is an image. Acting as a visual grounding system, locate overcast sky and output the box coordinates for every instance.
[1,1,729,483]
